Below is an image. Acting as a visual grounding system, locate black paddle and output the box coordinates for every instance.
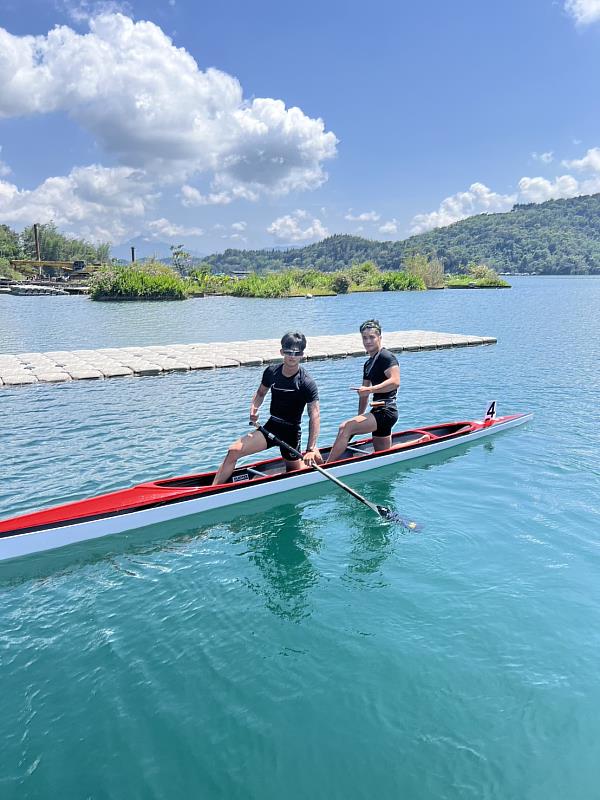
[252,423,421,531]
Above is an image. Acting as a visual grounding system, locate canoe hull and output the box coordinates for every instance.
[0,413,532,561]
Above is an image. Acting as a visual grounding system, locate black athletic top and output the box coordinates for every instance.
[261,364,319,426]
[363,348,399,404]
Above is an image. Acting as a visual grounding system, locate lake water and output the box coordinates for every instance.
[1,277,599,799]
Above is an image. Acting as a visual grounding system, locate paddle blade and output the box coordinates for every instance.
[377,506,423,532]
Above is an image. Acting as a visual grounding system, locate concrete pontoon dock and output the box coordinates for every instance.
[0,330,496,388]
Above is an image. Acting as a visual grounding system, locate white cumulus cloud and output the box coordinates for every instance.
[180,185,234,207]
[61,1,133,24]
[0,164,156,242]
[562,146,600,172]
[379,219,398,236]
[231,221,247,231]
[565,0,600,26]
[0,13,337,240]
[344,210,380,222]
[517,175,580,203]
[147,218,204,238]
[267,210,328,242]
[0,14,337,192]
[410,183,516,234]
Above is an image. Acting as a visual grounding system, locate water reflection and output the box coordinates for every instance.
[342,482,402,585]
[345,523,392,584]
[227,503,322,621]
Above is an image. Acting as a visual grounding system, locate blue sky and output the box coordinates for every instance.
[1,0,600,254]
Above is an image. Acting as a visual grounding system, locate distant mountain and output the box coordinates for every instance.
[204,194,600,275]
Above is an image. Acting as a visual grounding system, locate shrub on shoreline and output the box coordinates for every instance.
[189,261,425,298]
[90,263,187,301]
[90,259,428,301]
[445,263,510,288]
[404,254,445,289]
[379,271,424,291]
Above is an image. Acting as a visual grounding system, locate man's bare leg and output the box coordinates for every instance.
[372,435,392,451]
[212,429,268,485]
[326,414,377,463]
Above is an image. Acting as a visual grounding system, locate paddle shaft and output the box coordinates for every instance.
[254,424,381,516]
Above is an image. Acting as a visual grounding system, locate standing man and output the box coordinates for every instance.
[212,332,321,485]
[326,319,400,463]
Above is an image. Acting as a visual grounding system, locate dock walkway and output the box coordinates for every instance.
[0,330,496,388]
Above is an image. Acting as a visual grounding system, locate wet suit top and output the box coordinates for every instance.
[261,364,319,426]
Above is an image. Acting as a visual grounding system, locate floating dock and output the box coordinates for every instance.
[0,330,496,388]
[9,284,69,295]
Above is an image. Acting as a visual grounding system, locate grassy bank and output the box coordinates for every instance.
[90,263,187,301]
[88,258,507,301]
[445,264,510,288]
[190,261,425,298]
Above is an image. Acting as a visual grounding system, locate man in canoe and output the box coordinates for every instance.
[326,319,400,463]
[212,331,321,485]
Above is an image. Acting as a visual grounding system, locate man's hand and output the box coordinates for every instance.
[249,408,259,424]
[303,448,323,466]
[351,385,372,397]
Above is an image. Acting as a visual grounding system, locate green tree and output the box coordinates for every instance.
[0,224,21,260]
[170,244,193,274]
[20,222,109,263]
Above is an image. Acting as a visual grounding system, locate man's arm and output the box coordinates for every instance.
[306,400,320,450]
[358,380,371,415]
[352,366,400,404]
[303,400,321,464]
[250,383,269,423]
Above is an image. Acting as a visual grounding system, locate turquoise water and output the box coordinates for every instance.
[1,278,599,799]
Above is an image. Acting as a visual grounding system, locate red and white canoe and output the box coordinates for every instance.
[0,412,532,562]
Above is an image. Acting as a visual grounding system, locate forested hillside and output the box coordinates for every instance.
[205,194,600,275]
[3,194,599,275]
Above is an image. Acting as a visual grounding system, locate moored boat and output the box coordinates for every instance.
[0,411,532,561]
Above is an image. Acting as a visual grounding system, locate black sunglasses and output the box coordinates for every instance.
[282,349,304,356]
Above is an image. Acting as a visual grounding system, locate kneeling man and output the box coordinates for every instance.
[327,319,399,463]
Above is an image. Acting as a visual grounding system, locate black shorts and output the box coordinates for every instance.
[371,404,398,437]
[262,417,302,461]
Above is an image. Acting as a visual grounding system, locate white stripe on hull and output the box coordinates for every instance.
[0,414,532,562]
